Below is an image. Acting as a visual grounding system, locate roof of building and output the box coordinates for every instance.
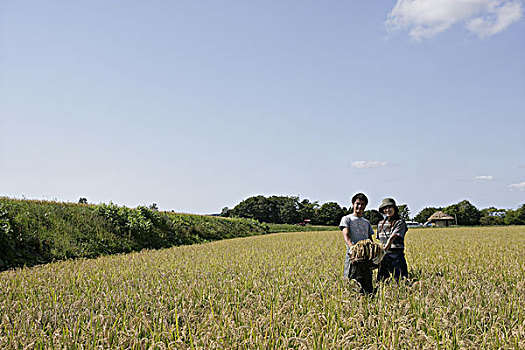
[428,211,454,221]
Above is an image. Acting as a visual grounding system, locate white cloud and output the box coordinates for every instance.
[508,181,525,190]
[350,161,388,169]
[473,175,494,181]
[386,0,524,40]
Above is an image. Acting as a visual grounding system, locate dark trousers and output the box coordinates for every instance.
[377,251,408,282]
[349,261,374,294]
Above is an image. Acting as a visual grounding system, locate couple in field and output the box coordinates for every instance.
[340,193,408,295]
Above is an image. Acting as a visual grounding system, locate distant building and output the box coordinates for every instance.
[406,221,422,228]
[427,211,455,227]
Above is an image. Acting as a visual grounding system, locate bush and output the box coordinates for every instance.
[0,197,268,271]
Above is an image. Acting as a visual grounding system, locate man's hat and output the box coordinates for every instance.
[379,198,397,213]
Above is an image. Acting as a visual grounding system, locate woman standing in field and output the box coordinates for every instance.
[376,198,408,281]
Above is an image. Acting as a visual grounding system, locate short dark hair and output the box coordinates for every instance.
[352,193,368,205]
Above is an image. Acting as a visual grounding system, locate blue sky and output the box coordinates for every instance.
[1,0,524,216]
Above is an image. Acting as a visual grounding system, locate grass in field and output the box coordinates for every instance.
[1,226,524,349]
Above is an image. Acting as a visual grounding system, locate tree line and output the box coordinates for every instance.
[221,196,525,226]
[412,200,525,226]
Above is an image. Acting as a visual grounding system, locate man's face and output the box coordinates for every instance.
[353,199,367,217]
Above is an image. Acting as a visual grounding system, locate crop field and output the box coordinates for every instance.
[1,226,524,349]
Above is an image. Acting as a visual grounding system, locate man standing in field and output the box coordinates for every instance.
[339,193,375,294]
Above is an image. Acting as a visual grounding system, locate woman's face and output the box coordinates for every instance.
[383,205,395,218]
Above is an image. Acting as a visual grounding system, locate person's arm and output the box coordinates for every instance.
[384,221,406,251]
[384,234,397,251]
[368,223,374,241]
[342,227,353,248]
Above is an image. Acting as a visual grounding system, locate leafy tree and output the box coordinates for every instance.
[504,204,525,225]
[413,207,443,223]
[230,195,301,224]
[298,199,319,221]
[363,209,383,225]
[279,199,301,224]
[480,207,507,218]
[444,200,481,226]
[149,203,159,211]
[480,215,505,226]
[231,196,275,223]
[314,202,344,226]
[398,204,410,221]
[220,207,231,217]
[480,207,506,226]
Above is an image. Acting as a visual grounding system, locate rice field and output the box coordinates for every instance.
[1,226,524,349]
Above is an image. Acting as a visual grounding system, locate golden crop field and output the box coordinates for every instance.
[1,226,524,349]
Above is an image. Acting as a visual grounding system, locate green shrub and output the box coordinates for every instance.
[0,197,268,271]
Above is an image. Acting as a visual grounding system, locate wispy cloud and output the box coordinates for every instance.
[473,175,494,181]
[508,181,525,190]
[350,161,388,169]
[386,0,524,40]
